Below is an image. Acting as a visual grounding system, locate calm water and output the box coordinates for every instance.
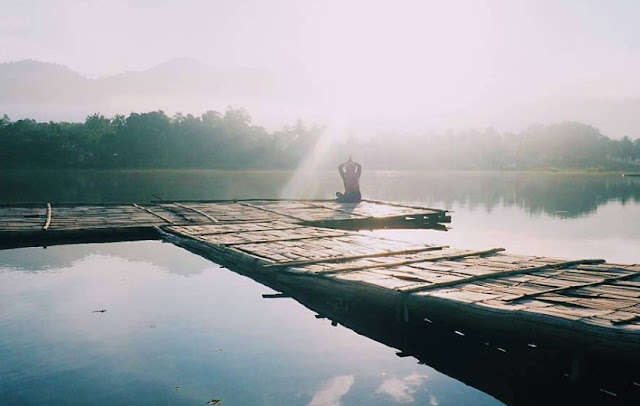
[1,170,640,405]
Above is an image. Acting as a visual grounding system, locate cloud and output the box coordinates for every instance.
[308,375,355,406]
[375,373,428,403]
[429,394,439,406]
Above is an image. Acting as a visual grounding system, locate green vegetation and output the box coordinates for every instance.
[1,110,639,170]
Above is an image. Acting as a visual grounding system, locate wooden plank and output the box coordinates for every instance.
[265,245,447,268]
[157,204,195,222]
[238,202,305,222]
[505,269,640,302]
[301,201,370,218]
[317,248,506,275]
[42,203,52,231]
[221,232,349,246]
[361,199,446,213]
[168,222,302,237]
[132,203,174,224]
[400,258,606,293]
[173,202,219,222]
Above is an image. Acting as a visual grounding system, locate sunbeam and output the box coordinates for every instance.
[280,116,348,199]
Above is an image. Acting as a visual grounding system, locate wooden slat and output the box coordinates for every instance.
[399,258,606,293]
[317,248,506,275]
[238,202,305,222]
[362,199,446,213]
[506,270,640,302]
[132,203,174,224]
[173,202,219,222]
[155,204,195,222]
[264,245,447,268]
[301,201,370,218]
[612,315,640,325]
[224,232,347,246]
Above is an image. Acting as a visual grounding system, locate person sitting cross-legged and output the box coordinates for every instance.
[336,156,362,203]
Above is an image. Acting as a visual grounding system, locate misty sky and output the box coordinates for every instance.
[2,0,640,137]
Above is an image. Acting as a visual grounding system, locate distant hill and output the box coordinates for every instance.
[0,60,89,104]
[0,59,317,124]
[1,59,639,138]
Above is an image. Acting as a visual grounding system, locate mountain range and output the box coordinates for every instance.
[0,59,318,126]
[1,59,639,138]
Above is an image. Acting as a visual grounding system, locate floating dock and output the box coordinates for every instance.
[0,199,449,249]
[161,220,640,360]
[2,199,639,361]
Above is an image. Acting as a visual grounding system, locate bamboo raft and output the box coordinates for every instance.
[2,199,639,361]
[158,222,640,360]
[0,199,449,249]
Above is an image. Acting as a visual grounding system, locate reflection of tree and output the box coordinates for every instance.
[365,172,640,218]
[1,171,639,218]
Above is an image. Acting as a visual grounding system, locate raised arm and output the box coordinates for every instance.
[353,162,362,175]
[338,162,346,177]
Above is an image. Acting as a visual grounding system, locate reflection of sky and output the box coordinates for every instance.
[373,199,640,264]
[375,373,428,403]
[308,375,354,406]
[0,241,211,275]
[0,241,500,405]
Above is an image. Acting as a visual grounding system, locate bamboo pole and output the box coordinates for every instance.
[238,202,306,222]
[316,248,506,275]
[301,201,370,218]
[158,204,194,223]
[133,203,174,224]
[42,203,52,231]
[505,267,640,302]
[362,199,448,214]
[223,231,348,246]
[264,245,447,268]
[401,258,606,293]
[172,202,219,223]
[167,223,302,237]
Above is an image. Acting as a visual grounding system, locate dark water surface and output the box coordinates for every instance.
[1,170,640,405]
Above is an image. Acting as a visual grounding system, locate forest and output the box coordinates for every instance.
[1,109,640,170]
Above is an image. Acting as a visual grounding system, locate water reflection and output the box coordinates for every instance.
[308,375,355,406]
[2,170,640,218]
[0,241,209,275]
[0,241,499,405]
[375,373,429,403]
[256,268,640,405]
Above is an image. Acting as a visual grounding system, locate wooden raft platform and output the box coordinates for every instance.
[0,199,450,248]
[2,198,639,358]
[161,221,640,359]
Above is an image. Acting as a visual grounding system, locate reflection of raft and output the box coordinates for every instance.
[246,264,640,404]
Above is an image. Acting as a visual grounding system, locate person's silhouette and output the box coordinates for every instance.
[336,156,362,203]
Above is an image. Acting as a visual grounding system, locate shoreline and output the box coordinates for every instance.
[1,168,638,175]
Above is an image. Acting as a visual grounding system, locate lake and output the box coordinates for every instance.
[1,170,639,405]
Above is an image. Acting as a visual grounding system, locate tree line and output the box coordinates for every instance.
[1,109,639,170]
